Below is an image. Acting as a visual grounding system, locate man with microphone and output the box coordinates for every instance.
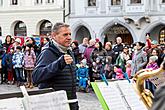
[32,22,79,110]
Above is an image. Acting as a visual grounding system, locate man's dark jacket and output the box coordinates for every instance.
[32,41,78,110]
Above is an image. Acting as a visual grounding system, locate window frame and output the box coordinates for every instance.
[111,0,121,6]
[35,0,43,5]
[46,0,54,4]
[88,0,96,7]
[14,21,27,36]
[11,0,18,5]
[159,27,165,45]
[40,20,53,36]
[130,0,142,4]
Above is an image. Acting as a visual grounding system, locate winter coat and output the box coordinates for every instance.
[146,62,159,70]
[76,67,88,78]
[32,41,78,110]
[84,45,95,67]
[6,53,13,71]
[91,48,107,63]
[116,52,130,72]
[113,43,123,60]
[72,47,80,64]
[12,51,24,68]
[24,50,36,70]
[131,50,148,76]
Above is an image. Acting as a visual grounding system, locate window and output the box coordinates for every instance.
[47,0,54,3]
[111,0,121,5]
[35,0,43,4]
[14,21,27,36]
[40,20,52,36]
[0,27,2,36]
[162,0,165,3]
[11,0,18,5]
[88,0,96,6]
[159,28,165,45]
[130,0,141,4]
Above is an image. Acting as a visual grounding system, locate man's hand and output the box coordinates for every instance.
[64,54,73,64]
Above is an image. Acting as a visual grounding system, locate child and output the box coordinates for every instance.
[145,56,159,94]
[6,47,14,84]
[125,60,132,78]
[114,65,124,79]
[146,56,159,70]
[12,46,24,87]
[76,59,89,91]
[24,44,36,89]
[92,57,102,80]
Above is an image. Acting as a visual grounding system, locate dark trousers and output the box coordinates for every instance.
[1,66,8,83]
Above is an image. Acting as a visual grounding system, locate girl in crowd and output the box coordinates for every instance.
[24,44,36,89]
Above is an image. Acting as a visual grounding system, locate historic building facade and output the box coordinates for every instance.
[69,0,165,45]
[0,0,69,41]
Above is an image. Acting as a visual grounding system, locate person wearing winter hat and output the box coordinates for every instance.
[145,55,159,94]
[76,59,89,91]
[125,60,132,78]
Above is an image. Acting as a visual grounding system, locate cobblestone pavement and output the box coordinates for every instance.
[0,84,102,110]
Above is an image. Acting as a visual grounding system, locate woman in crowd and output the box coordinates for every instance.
[131,42,148,77]
[116,45,131,72]
[91,41,107,63]
[3,35,12,53]
[71,40,80,64]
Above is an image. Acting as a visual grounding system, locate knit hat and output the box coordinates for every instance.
[81,59,87,66]
[126,60,132,65]
[15,38,21,44]
[151,40,158,45]
[149,56,158,62]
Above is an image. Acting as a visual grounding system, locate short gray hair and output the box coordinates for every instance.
[52,22,70,33]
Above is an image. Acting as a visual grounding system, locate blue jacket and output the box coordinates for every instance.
[1,53,6,66]
[76,67,88,78]
[32,41,77,101]
[12,52,24,68]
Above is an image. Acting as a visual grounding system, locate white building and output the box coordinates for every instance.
[0,0,69,40]
[69,0,165,45]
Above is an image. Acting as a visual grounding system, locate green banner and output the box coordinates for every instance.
[91,82,109,110]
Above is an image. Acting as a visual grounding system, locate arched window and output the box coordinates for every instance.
[14,21,27,36]
[40,20,52,36]
[159,27,165,45]
[0,27,2,36]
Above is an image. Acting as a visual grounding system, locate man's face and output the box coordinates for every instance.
[116,37,122,44]
[53,27,71,47]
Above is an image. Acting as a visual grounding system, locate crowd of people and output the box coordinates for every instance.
[73,36,165,93]
[0,34,164,94]
[0,35,49,88]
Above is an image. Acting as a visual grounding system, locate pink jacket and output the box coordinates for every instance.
[115,68,124,79]
[24,50,36,70]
